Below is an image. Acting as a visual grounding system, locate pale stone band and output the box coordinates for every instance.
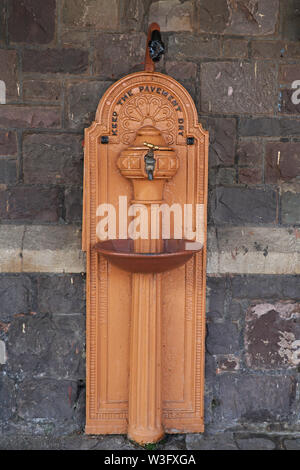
[0,225,299,275]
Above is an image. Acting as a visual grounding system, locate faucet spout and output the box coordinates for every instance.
[144,142,159,180]
[144,149,156,180]
[148,169,154,181]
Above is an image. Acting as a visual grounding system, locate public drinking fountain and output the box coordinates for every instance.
[82,23,209,444]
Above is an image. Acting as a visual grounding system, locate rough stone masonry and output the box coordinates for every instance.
[0,0,300,451]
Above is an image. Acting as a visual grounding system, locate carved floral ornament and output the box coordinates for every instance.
[119,94,177,145]
[107,83,186,146]
[96,74,205,147]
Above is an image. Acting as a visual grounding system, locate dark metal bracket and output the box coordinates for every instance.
[187,137,195,145]
[148,29,165,63]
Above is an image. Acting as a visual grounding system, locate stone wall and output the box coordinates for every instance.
[0,0,300,450]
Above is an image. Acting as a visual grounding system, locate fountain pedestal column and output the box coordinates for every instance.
[128,272,163,444]
[128,201,163,444]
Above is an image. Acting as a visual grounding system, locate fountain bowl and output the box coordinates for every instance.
[93,239,203,273]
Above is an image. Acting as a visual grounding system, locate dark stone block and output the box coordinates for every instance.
[168,34,221,59]
[23,134,83,185]
[212,187,277,225]
[0,159,17,184]
[62,434,135,450]
[0,275,35,322]
[119,0,145,31]
[205,350,217,384]
[284,438,300,450]
[201,61,277,115]
[196,0,279,36]
[0,0,5,44]
[252,40,286,59]
[279,64,300,84]
[186,432,237,450]
[251,40,300,60]
[206,322,240,355]
[149,0,194,32]
[206,276,226,320]
[281,191,300,225]
[285,41,300,58]
[37,274,85,314]
[216,374,296,427]
[66,80,113,129]
[239,117,300,137]
[61,30,92,48]
[199,117,236,167]
[281,275,300,300]
[7,312,85,379]
[281,0,300,41]
[165,61,196,102]
[236,437,276,450]
[280,88,300,115]
[245,302,300,369]
[223,39,248,58]
[0,50,18,100]
[66,434,136,450]
[62,0,119,30]
[16,377,84,433]
[227,300,243,321]
[94,33,146,79]
[0,435,62,450]
[8,0,56,44]
[0,374,16,422]
[0,433,137,450]
[237,141,263,184]
[0,130,17,156]
[23,80,62,102]
[237,141,262,166]
[4,186,63,222]
[0,106,61,129]
[64,187,83,223]
[265,142,300,183]
[156,434,186,451]
[0,191,7,219]
[238,168,262,185]
[209,168,236,186]
[23,49,89,74]
[196,0,229,34]
[228,0,279,36]
[231,275,283,299]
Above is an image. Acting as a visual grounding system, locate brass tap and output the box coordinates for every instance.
[143,142,160,151]
[143,142,159,181]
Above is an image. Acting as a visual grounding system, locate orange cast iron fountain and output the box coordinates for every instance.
[82,24,209,444]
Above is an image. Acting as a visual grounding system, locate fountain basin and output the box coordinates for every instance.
[93,239,203,273]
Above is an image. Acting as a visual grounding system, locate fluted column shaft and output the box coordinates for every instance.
[128,271,163,444]
[127,178,165,444]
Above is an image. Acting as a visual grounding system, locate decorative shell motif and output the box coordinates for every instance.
[119,95,177,145]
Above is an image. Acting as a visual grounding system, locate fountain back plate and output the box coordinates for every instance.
[83,71,209,434]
